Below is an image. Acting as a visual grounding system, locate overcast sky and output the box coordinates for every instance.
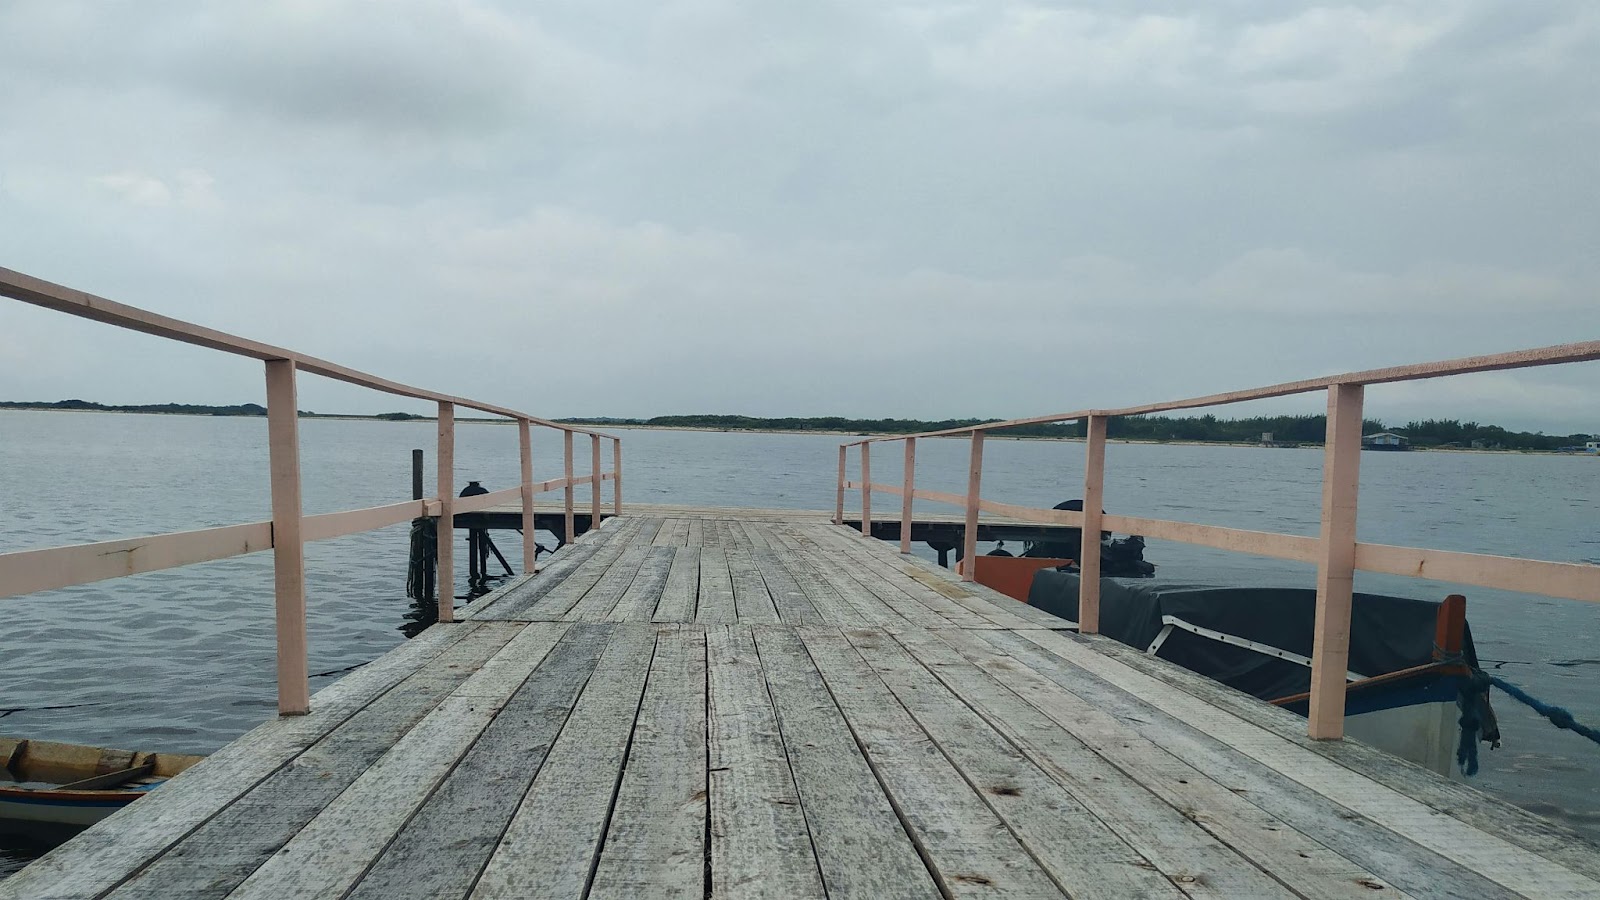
[1,1,1595,432]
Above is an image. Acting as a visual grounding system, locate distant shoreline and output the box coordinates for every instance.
[3,404,1590,456]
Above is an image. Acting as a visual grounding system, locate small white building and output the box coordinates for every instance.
[1362,432,1410,450]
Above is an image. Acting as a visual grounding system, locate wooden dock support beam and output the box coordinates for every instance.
[265,359,309,715]
[612,438,623,515]
[436,401,456,623]
[590,434,602,528]
[563,430,575,543]
[860,443,873,536]
[900,438,916,554]
[519,419,535,574]
[1309,383,1364,740]
[1079,415,1107,634]
[834,446,846,526]
[962,430,984,581]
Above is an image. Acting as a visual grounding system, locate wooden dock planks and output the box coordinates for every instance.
[9,510,1600,900]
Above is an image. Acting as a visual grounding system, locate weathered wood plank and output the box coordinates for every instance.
[104,624,524,900]
[1082,633,1600,883]
[687,518,705,548]
[738,520,774,550]
[815,534,996,629]
[589,628,709,900]
[652,546,701,623]
[706,627,827,900]
[608,545,677,622]
[798,627,1066,898]
[469,625,659,900]
[805,547,951,628]
[513,517,648,618]
[752,628,940,899]
[769,548,870,628]
[0,624,482,900]
[469,539,602,620]
[342,623,612,900]
[896,627,1352,899]
[752,549,826,624]
[975,629,1518,900]
[843,627,1185,899]
[696,548,738,624]
[562,545,650,621]
[728,547,781,623]
[226,623,575,900]
[793,550,905,627]
[1014,629,1600,898]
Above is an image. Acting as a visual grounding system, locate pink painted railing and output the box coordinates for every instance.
[836,342,1600,740]
[0,266,622,715]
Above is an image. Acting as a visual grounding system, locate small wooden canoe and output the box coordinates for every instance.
[1,737,204,828]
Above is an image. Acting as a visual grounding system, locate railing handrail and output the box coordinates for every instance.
[0,266,616,440]
[1,266,624,716]
[835,340,1599,742]
[840,339,1600,445]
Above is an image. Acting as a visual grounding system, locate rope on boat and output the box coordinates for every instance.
[1458,670,1600,776]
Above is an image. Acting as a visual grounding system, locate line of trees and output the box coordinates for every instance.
[558,413,1591,451]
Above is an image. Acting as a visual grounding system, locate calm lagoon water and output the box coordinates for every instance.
[2,409,1598,873]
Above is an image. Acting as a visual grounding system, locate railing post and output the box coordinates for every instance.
[900,438,916,554]
[962,430,985,581]
[563,430,575,542]
[1079,415,1107,633]
[612,438,623,514]
[590,434,602,529]
[436,401,456,624]
[519,418,535,574]
[860,442,872,537]
[1309,383,1364,740]
[835,446,847,526]
[265,359,309,716]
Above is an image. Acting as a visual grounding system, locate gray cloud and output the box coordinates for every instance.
[0,0,1595,433]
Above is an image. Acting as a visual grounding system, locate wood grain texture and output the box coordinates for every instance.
[346,623,611,900]
[104,624,523,900]
[753,628,941,899]
[227,623,573,900]
[588,628,709,900]
[607,545,677,622]
[696,548,737,624]
[706,627,826,900]
[798,626,1066,899]
[652,546,701,623]
[843,627,1184,899]
[470,625,659,900]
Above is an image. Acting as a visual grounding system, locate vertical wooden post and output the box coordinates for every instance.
[1309,383,1364,740]
[563,430,575,542]
[265,359,309,716]
[590,434,602,529]
[962,430,985,581]
[860,442,872,537]
[519,418,535,574]
[900,438,916,554]
[436,401,456,624]
[411,448,424,501]
[1078,415,1107,634]
[834,446,847,526]
[612,438,623,514]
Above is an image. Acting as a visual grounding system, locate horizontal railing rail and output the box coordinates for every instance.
[836,341,1599,741]
[0,266,623,716]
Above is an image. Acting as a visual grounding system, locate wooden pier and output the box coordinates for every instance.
[458,501,1085,566]
[8,510,1599,900]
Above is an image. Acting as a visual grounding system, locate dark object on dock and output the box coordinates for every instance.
[461,481,513,597]
[1021,500,1154,578]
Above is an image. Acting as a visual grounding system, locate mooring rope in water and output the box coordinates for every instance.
[1458,670,1600,776]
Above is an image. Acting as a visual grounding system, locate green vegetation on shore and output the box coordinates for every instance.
[5,401,1587,452]
[560,414,1593,452]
